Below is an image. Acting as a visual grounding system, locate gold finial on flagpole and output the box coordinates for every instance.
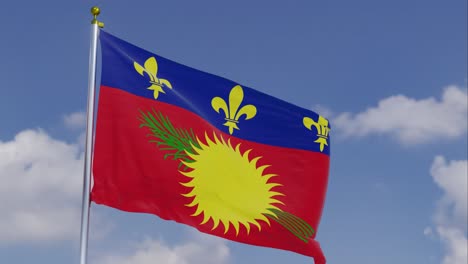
[90,6,104,28]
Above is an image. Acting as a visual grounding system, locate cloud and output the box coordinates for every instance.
[436,226,467,264]
[63,111,87,148]
[0,129,84,243]
[333,85,467,144]
[312,104,334,120]
[95,233,230,264]
[430,156,467,264]
[431,156,468,226]
[63,111,87,130]
[424,227,434,238]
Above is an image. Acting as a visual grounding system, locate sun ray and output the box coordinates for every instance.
[248,220,261,232]
[257,165,271,174]
[262,173,279,180]
[269,191,286,198]
[191,205,203,217]
[212,218,220,230]
[221,219,230,233]
[200,215,210,225]
[266,183,283,189]
[232,221,240,235]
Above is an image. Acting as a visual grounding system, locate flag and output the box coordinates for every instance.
[92,30,330,263]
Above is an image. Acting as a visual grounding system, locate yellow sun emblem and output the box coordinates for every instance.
[180,133,284,235]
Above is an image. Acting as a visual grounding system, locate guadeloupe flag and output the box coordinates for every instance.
[92,30,331,264]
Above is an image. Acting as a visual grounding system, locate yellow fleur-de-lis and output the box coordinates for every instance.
[303,116,330,152]
[211,85,257,135]
[134,57,173,99]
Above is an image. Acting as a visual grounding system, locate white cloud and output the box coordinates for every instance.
[431,156,468,227]
[437,226,467,264]
[0,129,84,243]
[312,104,334,120]
[333,85,467,144]
[424,227,434,238]
[64,111,87,130]
[430,156,467,264]
[63,111,87,148]
[96,233,230,264]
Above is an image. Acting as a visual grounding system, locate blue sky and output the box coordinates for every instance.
[0,1,466,264]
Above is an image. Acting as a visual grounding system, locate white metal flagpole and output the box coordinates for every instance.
[79,6,103,264]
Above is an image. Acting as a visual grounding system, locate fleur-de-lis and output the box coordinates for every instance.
[211,85,257,135]
[134,57,172,99]
[303,116,330,152]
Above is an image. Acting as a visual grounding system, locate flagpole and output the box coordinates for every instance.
[79,6,103,264]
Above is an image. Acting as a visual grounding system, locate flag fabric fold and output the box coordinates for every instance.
[92,30,330,263]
